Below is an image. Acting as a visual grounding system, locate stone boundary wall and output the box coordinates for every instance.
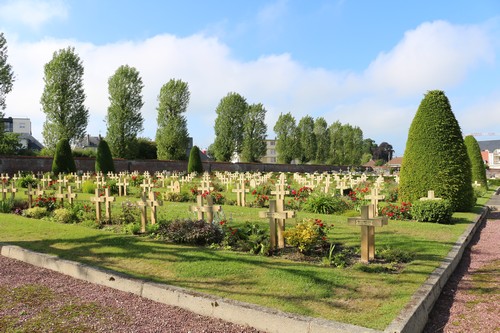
[0,155,357,174]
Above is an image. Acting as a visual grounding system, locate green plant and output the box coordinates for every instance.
[82,180,97,194]
[399,90,474,212]
[95,138,115,174]
[16,174,38,188]
[376,246,415,263]
[53,208,74,223]
[34,195,58,211]
[52,138,77,175]
[284,218,331,253]
[411,199,453,224]
[379,202,412,220]
[23,206,49,219]
[0,199,14,213]
[159,219,223,245]
[117,201,140,225]
[123,222,141,234]
[303,193,352,214]
[187,145,203,174]
[164,191,191,202]
[464,135,488,190]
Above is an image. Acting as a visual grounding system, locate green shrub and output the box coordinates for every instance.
[464,135,488,189]
[399,90,474,212]
[16,174,38,188]
[411,199,453,224]
[379,202,412,220]
[53,208,74,223]
[104,180,118,195]
[0,199,14,213]
[34,195,58,211]
[187,145,203,174]
[123,222,141,235]
[159,219,223,245]
[72,148,97,158]
[376,246,415,263]
[303,193,352,214]
[82,180,96,194]
[164,191,191,202]
[283,218,331,254]
[52,138,76,175]
[95,138,115,174]
[23,207,49,219]
[117,201,140,225]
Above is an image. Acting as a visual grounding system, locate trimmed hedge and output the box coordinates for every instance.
[399,90,474,212]
[95,138,115,174]
[411,200,453,224]
[464,135,488,189]
[187,145,203,174]
[52,138,76,175]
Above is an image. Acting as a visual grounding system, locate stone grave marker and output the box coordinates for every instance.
[117,177,129,196]
[103,187,115,221]
[259,199,295,249]
[232,182,249,207]
[24,183,35,208]
[365,187,385,216]
[55,185,68,206]
[189,195,221,223]
[90,189,106,222]
[420,190,441,201]
[67,186,77,206]
[167,180,180,193]
[146,191,163,225]
[137,194,148,233]
[347,204,388,263]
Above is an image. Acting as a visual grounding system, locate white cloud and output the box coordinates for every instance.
[0,0,68,30]
[3,20,499,153]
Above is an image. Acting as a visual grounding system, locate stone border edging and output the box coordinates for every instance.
[0,244,378,333]
[383,206,490,333]
[0,205,490,333]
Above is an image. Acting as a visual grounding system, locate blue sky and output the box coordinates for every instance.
[1,0,500,157]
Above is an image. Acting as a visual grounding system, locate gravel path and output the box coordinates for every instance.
[424,210,500,333]
[0,255,262,333]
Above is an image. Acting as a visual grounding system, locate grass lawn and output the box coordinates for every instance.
[0,189,492,330]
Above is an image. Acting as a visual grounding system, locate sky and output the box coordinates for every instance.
[1,0,500,157]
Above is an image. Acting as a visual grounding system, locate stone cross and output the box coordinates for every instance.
[117,177,129,196]
[232,182,249,207]
[90,189,106,222]
[137,194,148,233]
[24,183,35,208]
[103,187,115,221]
[8,182,17,200]
[420,190,441,201]
[189,195,221,223]
[336,180,348,196]
[55,185,68,206]
[57,174,68,188]
[146,191,163,225]
[365,187,385,216]
[197,175,213,193]
[74,176,82,190]
[259,199,295,249]
[167,180,180,193]
[1,182,10,201]
[41,174,51,189]
[140,178,153,194]
[66,186,77,206]
[473,180,481,187]
[95,175,106,188]
[347,204,388,263]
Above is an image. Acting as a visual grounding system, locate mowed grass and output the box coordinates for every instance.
[0,190,493,330]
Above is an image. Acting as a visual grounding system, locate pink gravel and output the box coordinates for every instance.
[0,255,262,333]
[424,211,500,333]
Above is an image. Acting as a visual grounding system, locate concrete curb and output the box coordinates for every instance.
[384,205,490,333]
[0,204,490,333]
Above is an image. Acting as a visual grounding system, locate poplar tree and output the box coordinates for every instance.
[156,79,190,160]
[297,115,316,164]
[106,65,144,158]
[314,117,329,164]
[41,47,88,149]
[240,103,267,162]
[464,135,488,189]
[0,32,15,151]
[274,112,299,164]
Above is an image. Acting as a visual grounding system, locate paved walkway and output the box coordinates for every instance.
[423,193,500,332]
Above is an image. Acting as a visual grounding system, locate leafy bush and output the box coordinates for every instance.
[0,199,14,213]
[16,174,38,188]
[219,221,270,255]
[34,195,58,212]
[23,207,49,219]
[72,148,97,158]
[117,201,140,225]
[53,208,74,223]
[104,180,118,195]
[159,219,223,245]
[464,135,488,189]
[376,246,415,263]
[52,138,76,175]
[303,193,352,214]
[379,202,412,220]
[95,138,115,174]
[123,222,141,235]
[411,199,453,224]
[164,191,191,202]
[284,218,331,253]
[399,90,474,212]
[82,180,97,194]
[187,145,203,174]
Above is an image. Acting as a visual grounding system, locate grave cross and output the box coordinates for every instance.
[189,195,221,223]
[66,186,77,206]
[364,187,385,216]
[90,189,106,222]
[146,191,163,225]
[259,199,295,249]
[347,204,388,263]
[41,174,51,189]
[24,183,35,208]
[137,194,148,233]
[55,185,68,206]
[167,180,180,193]
[336,180,348,196]
[140,178,153,195]
[232,182,249,207]
[117,177,129,196]
[103,187,115,221]
[420,190,441,201]
[8,182,17,200]
[1,182,10,201]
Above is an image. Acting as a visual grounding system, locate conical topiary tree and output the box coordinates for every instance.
[52,138,76,175]
[187,145,203,174]
[399,90,474,212]
[95,138,115,174]
[464,135,488,189]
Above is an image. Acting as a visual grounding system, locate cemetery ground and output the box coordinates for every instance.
[0,173,495,331]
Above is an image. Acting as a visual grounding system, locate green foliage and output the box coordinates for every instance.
[303,193,352,214]
[16,174,38,188]
[0,198,14,213]
[52,138,76,175]
[0,132,22,155]
[23,206,49,219]
[187,145,203,174]
[0,32,15,113]
[123,222,141,235]
[159,219,224,245]
[240,103,267,162]
[376,246,415,263]
[411,199,453,224]
[274,112,299,164]
[399,90,474,212]
[135,137,157,159]
[117,201,140,225]
[41,46,89,149]
[53,208,74,223]
[95,138,115,173]
[297,116,317,164]
[313,117,330,164]
[156,79,190,161]
[34,195,58,211]
[329,121,364,165]
[379,202,412,220]
[72,148,97,158]
[164,191,191,202]
[283,218,331,253]
[464,135,488,189]
[212,92,248,161]
[82,180,96,194]
[106,65,144,158]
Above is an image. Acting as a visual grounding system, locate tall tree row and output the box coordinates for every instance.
[274,112,299,164]
[41,47,89,149]
[0,32,15,153]
[241,103,267,162]
[106,65,144,159]
[155,79,190,160]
